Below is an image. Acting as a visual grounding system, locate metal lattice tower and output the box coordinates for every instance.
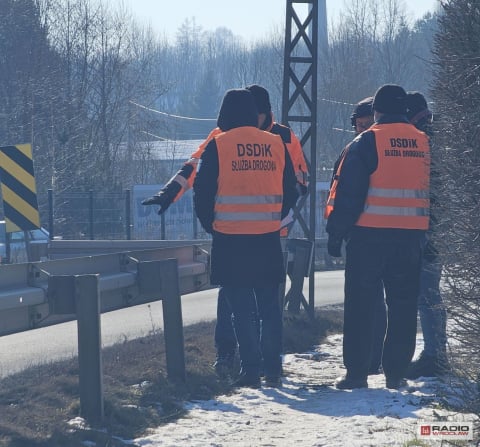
[282,0,321,315]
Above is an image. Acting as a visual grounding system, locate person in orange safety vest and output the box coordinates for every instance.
[326,84,430,391]
[193,88,298,388]
[404,91,449,379]
[325,96,389,377]
[141,85,307,216]
[142,85,307,378]
[325,96,374,220]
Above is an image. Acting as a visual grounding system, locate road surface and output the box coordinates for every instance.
[0,270,344,378]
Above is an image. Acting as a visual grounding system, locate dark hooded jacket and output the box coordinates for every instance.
[407,92,437,261]
[193,89,298,286]
[326,114,426,245]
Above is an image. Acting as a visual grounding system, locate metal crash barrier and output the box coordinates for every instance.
[0,242,210,424]
[47,258,185,425]
[0,242,210,336]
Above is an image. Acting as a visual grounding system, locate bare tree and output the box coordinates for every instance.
[41,0,170,192]
[317,0,434,174]
[0,0,63,222]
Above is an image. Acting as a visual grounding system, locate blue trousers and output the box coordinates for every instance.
[418,259,447,357]
[214,286,237,359]
[221,285,282,378]
[343,235,422,380]
[370,253,447,367]
[370,284,387,372]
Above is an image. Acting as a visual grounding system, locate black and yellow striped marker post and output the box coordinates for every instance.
[0,143,40,233]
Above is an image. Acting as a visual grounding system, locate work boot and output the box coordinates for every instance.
[385,377,407,390]
[231,373,261,389]
[213,355,235,377]
[264,376,282,388]
[406,351,450,379]
[335,374,368,390]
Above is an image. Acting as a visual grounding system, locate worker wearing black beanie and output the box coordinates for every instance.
[372,84,408,115]
[326,82,431,391]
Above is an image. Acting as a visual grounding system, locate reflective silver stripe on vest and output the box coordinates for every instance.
[368,187,429,199]
[363,204,429,216]
[215,211,282,221]
[216,195,283,205]
[173,174,189,190]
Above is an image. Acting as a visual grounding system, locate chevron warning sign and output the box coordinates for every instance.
[0,144,40,233]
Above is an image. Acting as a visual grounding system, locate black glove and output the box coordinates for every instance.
[141,192,172,215]
[327,235,343,257]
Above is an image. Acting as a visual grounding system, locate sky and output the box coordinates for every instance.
[69,330,478,446]
[119,0,440,42]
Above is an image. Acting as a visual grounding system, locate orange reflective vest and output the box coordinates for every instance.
[213,126,286,234]
[324,143,351,219]
[268,120,308,188]
[172,121,308,205]
[171,128,222,202]
[356,123,430,230]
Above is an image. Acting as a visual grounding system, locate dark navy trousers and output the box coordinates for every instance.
[221,285,282,378]
[343,234,423,381]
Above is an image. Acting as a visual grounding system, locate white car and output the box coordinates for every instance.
[0,220,50,264]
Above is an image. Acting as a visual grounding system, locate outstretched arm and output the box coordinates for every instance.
[142,128,221,214]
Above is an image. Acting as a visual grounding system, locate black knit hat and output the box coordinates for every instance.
[217,89,258,132]
[245,84,272,114]
[373,84,407,115]
[350,96,373,127]
[406,91,432,125]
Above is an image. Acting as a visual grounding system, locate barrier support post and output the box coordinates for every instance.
[75,274,104,425]
[159,258,186,382]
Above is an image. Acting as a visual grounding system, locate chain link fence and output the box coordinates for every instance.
[44,187,341,270]
[46,189,208,241]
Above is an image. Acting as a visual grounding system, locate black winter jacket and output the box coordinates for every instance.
[193,136,298,287]
[326,115,426,245]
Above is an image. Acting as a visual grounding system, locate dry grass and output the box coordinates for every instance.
[0,306,343,447]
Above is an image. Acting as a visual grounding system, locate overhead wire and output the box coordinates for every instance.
[130,97,356,122]
[130,97,359,140]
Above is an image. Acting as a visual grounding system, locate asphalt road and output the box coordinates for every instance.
[0,270,344,378]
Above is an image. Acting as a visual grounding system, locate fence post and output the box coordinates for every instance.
[160,212,166,240]
[48,189,54,239]
[125,189,131,240]
[75,274,104,425]
[88,190,94,240]
[192,199,198,239]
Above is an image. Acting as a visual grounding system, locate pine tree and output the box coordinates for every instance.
[432,0,480,414]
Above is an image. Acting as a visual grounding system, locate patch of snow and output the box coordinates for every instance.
[128,334,479,446]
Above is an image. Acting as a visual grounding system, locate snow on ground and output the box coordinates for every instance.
[126,334,479,447]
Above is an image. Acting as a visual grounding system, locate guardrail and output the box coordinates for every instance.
[0,237,325,424]
[0,241,210,336]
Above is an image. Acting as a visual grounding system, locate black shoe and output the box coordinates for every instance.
[232,374,261,389]
[335,375,368,390]
[264,376,282,388]
[213,356,234,377]
[386,377,407,390]
[406,352,450,379]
